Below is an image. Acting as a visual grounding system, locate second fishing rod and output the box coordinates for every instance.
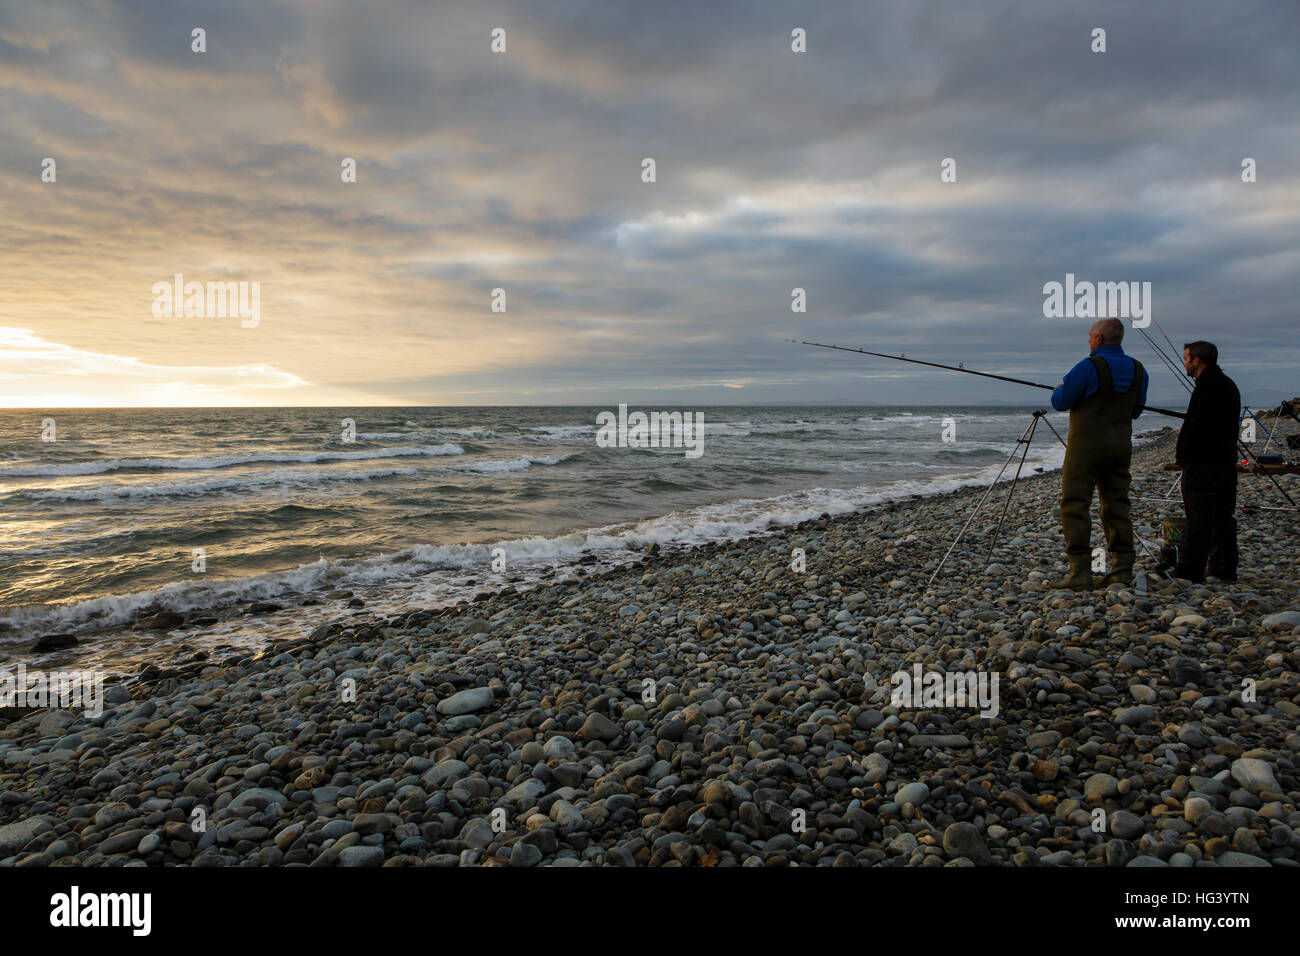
[793,340,1189,419]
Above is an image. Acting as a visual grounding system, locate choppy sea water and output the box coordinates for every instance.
[0,405,1165,668]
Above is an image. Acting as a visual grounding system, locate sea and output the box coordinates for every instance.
[0,406,1167,670]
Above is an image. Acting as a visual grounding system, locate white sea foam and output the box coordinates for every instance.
[433,428,502,440]
[354,427,500,442]
[1,454,1063,642]
[10,452,579,502]
[0,444,465,478]
[18,465,428,502]
[449,454,572,474]
[523,425,594,439]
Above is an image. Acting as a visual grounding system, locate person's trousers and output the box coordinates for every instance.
[1178,463,1238,578]
[1061,444,1134,559]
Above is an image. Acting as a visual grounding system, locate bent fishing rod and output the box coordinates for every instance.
[794,340,1188,419]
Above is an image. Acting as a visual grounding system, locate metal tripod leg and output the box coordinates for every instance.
[928,412,1044,587]
[1134,527,1169,580]
[1237,438,1298,510]
[1037,414,1068,451]
[986,412,1045,562]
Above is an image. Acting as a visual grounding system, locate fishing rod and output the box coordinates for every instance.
[793,340,1189,419]
[1136,326,1193,396]
[1150,316,1188,382]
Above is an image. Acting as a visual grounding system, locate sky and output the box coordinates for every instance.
[1,0,1297,408]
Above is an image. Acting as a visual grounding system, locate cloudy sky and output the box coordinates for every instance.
[2,0,1296,407]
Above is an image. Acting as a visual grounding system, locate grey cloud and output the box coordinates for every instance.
[0,0,1296,407]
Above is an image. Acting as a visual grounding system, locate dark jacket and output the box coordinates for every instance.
[1176,365,1241,466]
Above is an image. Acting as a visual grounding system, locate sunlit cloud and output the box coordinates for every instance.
[0,327,308,407]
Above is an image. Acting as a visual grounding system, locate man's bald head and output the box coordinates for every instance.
[1091,318,1124,345]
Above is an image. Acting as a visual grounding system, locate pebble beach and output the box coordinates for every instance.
[2,423,1298,868]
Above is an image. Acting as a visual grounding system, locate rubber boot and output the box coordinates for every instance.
[1050,555,1093,591]
[1099,551,1134,587]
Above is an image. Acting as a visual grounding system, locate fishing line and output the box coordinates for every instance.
[1136,326,1193,395]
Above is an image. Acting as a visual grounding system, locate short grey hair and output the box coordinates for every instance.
[1091,318,1124,345]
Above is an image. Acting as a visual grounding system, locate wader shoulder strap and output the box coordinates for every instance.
[1089,356,1114,392]
[1088,356,1143,394]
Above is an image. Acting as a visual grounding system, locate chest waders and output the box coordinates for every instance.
[1052,356,1144,590]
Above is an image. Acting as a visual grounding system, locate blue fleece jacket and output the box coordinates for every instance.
[1051,344,1149,419]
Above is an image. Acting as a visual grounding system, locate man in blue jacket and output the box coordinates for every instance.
[1049,318,1149,589]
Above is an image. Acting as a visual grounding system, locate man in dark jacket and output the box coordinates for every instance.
[1050,318,1149,589]
[1173,341,1240,582]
